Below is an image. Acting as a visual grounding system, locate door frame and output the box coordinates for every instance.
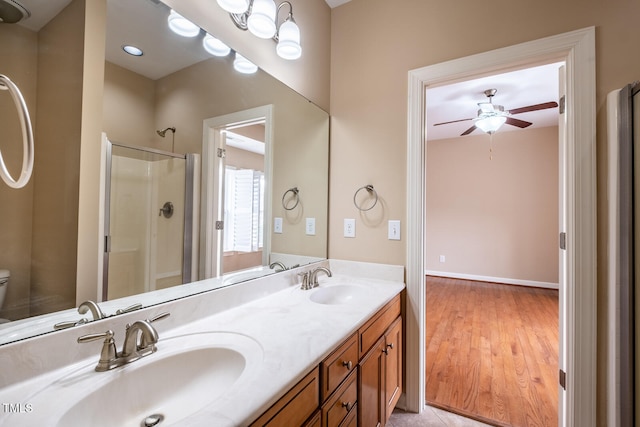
[405,27,596,426]
[200,105,274,279]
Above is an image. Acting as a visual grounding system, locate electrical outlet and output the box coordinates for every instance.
[274,217,283,234]
[388,220,401,240]
[344,219,355,238]
[306,218,316,235]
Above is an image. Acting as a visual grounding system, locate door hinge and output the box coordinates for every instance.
[559,232,567,250]
[104,235,111,253]
[217,148,226,158]
[215,221,224,230]
[559,95,566,114]
[559,369,566,390]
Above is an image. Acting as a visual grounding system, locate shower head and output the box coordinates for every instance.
[0,0,31,24]
[157,127,176,137]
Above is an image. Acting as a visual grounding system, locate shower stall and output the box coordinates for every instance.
[102,140,197,300]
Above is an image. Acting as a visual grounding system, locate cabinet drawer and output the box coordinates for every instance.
[359,295,401,355]
[339,404,357,427]
[321,370,357,427]
[250,368,319,427]
[320,333,358,401]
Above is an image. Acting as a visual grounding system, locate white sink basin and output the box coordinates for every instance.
[310,285,366,305]
[10,332,263,427]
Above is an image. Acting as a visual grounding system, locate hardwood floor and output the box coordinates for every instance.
[425,276,559,427]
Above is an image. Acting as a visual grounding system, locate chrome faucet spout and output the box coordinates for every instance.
[121,320,159,358]
[78,300,106,320]
[269,261,287,271]
[310,267,332,287]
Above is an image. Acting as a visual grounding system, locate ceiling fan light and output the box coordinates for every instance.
[247,0,277,39]
[203,34,231,57]
[168,10,200,38]
[476,116,507,134]
[216,0,250,14]
[234,53,258,74]
[276,19,301,60]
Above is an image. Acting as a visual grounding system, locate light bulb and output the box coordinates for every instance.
[203,34,231,57]
[168,10,200,38]
[247,0,276,39]
[276,18,301,60]
[475,116,507,134]
[234,53,258,74]
[216,0,250,14]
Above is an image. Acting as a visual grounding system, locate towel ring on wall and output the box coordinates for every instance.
[353,185,378,211]
[282,187,300,210]
[0,74,34,189]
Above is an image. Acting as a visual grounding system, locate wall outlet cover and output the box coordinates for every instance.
[344,218,355,238]
[274,217,283,234]
[306,218,316,235]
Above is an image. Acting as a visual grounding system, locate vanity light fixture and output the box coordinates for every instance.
[203,34,231,57]
[218,0,302,60]
[475,115,507,134]
[168,10,200,37]
[234,53,258,74]
[122,45,143,57]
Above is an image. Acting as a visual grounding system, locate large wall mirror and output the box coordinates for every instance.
[0,0,328,345]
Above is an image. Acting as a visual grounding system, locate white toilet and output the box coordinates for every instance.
[0,269,10,324]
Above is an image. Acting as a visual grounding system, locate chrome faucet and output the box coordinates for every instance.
[78,300,106,320]
[78,312,169,372]
[309,267,332,287]
[269,261,287,271]
[298,271,312,290]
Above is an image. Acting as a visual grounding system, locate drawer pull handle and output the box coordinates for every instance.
[342,360,353,370]
[387,343,394,350]
[341,402,353,411]
[382,348,389,355]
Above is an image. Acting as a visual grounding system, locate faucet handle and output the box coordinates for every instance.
[298,272,310,290]
[78,330,118,372]
[147,312,170,323]
[115,303,143,315]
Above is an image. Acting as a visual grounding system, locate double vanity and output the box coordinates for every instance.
[0,260,404,426]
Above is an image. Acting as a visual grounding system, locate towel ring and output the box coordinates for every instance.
[0,74,34,189]
[282,187,300,211]
[353,185,378,211]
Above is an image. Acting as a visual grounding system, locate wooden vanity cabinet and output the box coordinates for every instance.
[250,294,402,427]
[358,295,402,427]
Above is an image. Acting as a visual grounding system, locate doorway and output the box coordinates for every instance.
[200,105,273,279]
[405,28,596,427]
[423,63,562,425]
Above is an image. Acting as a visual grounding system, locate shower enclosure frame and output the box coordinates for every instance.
[102,140,196,301]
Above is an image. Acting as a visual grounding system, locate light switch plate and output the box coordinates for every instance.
[388,220,401,240]
[344,219,355,238]
[274,217,283,234]
[306,218,316,235]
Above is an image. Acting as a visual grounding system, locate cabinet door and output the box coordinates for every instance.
[384,317,402,422]
[358,336,385,427]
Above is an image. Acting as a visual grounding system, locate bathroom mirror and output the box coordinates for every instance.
[0,0,328,345]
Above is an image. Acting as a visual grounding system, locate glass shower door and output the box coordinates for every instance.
[104,142,192,300]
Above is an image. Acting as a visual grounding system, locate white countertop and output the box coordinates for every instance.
[0,260,404,426]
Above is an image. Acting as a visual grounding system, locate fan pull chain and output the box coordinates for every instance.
[489,134,494,160]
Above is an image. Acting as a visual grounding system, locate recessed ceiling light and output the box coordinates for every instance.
[122,45,143,56]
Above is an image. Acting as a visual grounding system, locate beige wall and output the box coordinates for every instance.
[329,0,640,423]
[426,127,559,285]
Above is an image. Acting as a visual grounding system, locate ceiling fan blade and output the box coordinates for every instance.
[461,125,477,136]
[433,117,474,126]
[505,117,533,128]
[508,101,559,115]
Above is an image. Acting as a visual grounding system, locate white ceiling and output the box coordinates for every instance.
[324,0,351,8]
[426,62,563,141]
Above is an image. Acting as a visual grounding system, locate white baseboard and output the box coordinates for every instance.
[425,270,559,290]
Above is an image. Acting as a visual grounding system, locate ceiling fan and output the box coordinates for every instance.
[433,89,559,136]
